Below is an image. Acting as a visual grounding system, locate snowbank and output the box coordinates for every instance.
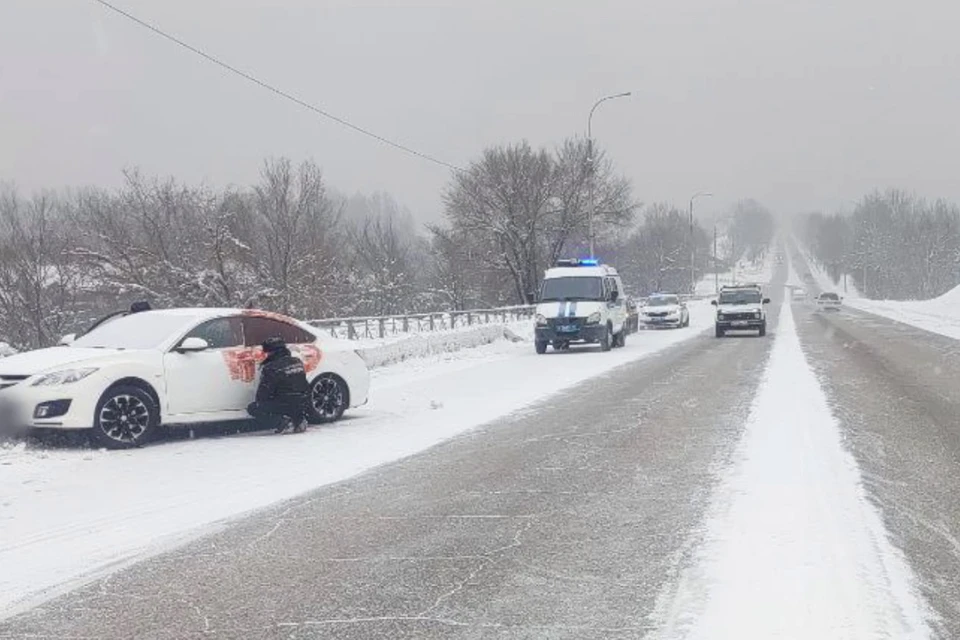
[847,284,960,341]
[651,301,931,639]
[353,321,532,369]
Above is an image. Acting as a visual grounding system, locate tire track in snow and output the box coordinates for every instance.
[648,299,932,639]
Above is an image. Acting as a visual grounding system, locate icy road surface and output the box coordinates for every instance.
[4,251,960,638]
[650,300,929,639]
[0,303,712,618]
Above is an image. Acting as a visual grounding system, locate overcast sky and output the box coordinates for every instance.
[3,0,960,224]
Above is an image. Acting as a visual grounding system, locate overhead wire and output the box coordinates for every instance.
[91,0,465,172]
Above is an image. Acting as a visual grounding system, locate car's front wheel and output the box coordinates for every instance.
[92,385,159,450]
[307,373,349,424]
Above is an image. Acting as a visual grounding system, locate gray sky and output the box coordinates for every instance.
[3,0,960,224]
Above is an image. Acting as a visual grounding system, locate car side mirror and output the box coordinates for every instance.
[763,298,771,304]
[58,333,77,346]
[177,337,210,353]
[711,300,718,306]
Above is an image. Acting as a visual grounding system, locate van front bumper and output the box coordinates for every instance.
[535,323,606,343]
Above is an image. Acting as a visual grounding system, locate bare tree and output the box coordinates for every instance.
[247,158,343,317]
[440,139,635,305]
[0,188,86,348]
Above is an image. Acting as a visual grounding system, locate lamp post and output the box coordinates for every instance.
[688,191,712,294]
[586,92,631,258]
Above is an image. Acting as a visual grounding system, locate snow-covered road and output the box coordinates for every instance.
[0,302,713,617]
[651,300,931,639]
[4,256,958,639]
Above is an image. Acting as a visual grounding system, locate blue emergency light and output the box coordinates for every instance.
[555,257,600,267]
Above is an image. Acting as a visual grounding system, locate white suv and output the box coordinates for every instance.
[534,259,628,354]
[712,285,771,337]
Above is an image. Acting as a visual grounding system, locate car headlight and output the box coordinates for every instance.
[535,314,548,326]
[31,367,99,387]
[754,311,762,318]
[586,311,601,324]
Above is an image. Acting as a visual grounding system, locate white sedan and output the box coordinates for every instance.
[816,292,843,311]
[640,294,690,328]
[0,308,370,449]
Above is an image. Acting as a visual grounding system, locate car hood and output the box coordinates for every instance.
[536,300,604,318]
[717,303,763,313]
[0,347,127,376]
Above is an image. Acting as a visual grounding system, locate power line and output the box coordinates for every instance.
[91,0,464,172]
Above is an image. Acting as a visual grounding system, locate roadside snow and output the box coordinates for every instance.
[650,300,932,639]
[845,286,960,342]
[0,302,712,618]
[354,321,531,368]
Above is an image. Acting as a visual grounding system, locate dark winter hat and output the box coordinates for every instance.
[129,301,152,313]
[262,337,286,353]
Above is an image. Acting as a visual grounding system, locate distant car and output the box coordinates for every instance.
[792,288,808,301]
[816,292,842,311]
[640,294,690,329]
[0,308,370,449]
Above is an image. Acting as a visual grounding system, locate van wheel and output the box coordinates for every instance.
[600,325,612,352]
[92,385,159,450]
[535,340,548,355]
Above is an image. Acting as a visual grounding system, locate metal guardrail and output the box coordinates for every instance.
[310,293,717,341]
[309,305,536,340]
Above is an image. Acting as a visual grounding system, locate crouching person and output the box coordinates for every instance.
[247,337,309,434]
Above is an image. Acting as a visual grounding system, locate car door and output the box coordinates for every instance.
[162,316,253,418]
[241,315,323,380]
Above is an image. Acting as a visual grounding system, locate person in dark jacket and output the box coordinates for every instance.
[247,337,309,433]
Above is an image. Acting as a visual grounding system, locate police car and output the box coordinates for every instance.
[534,259,628,353]
[712,284,771,337]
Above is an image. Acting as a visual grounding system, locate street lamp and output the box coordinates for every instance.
[586,91,631,258]
[688,191,712,294]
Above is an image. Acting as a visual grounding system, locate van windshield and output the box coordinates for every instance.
[540,277,604,302]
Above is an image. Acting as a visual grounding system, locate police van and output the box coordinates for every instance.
[533,258,628,354]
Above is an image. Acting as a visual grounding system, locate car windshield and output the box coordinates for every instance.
[820,293,840,300]
[647,296,679,307]
[540,277,603,302]
[718,289,762,305]
[71,313,197,350]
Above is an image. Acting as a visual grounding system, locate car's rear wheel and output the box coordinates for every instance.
[307,373,349,424]
[92,385,158,450]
